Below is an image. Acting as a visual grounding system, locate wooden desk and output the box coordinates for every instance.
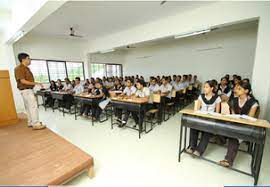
[180,109,270,128]
[178,108,268,185]
[0,70,18,127]
[110,97,148,138]
[0,117,94,185]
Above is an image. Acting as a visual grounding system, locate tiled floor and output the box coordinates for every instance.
[38,107,270,187]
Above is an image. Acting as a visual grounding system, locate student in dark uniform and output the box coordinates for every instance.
[45,80,57,107]
[187,80,221,157]
[56,79,64,91]
[80,83,95,117]
[91,82,109,121]
[219,82,258,167]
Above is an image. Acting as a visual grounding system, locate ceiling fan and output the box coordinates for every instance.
[126,45,136,49]
[69,27,83,38]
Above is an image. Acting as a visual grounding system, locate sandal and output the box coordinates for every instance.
[186,147,194,154]
[192,150,201,158]
[219,160,231,167]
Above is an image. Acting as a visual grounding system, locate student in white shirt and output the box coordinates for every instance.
[160,77,173,99]
[62,78,73,92]
[148,78,160,93]
[187,80,221,157]
[131,80,150,130]
[173,75,183,91]
[117,79,137,127]
[72,77,84,95]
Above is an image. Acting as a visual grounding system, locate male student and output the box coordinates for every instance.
[118,79,137,127]
[132,79,150,130]
[72,77,84,94]
[14,53,46,130]
[159,76,173,120]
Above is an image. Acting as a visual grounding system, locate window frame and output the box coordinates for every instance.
[30,59,85,83]
[90,63,123,78]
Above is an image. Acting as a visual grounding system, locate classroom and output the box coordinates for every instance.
[0,1,270,186]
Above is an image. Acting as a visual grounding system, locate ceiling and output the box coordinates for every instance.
[30,1,213,40]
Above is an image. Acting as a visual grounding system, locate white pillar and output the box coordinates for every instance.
[252,15,270,119]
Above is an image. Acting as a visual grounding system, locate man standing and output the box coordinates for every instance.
[14,53,46,130]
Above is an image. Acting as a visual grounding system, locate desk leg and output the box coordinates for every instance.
[42,96,46,111]
[111,106,114,129]
[253,137,265,185]
[75,101,77,120]
[139,106,141,139]
[184,126,187,150]
[178,123,183,162]
[87,165,95,179]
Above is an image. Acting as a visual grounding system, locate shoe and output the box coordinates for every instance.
[133,124,137,128]
[121,121,127,127]
[33,124,46,130]
[28,125,32,128]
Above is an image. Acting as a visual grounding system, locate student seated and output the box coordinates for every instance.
[112,78,123,91]
[217,77,231,98]
[148,77,160,94]
[72,77,84,95]
[56,79,64,91]
[91,82,109,121]
[45,80,57,107]
[80,83,95,116]
[62,78,73,92]
[159,76,173,119]
[130,80,150,130]
[187,80,221,157]
[219,82,258,167]
[118,79,137,127]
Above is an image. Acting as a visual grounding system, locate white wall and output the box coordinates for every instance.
[86,1,270,118]
[123,25,257,83]
[13,34,89,76]
[0,33,25,112]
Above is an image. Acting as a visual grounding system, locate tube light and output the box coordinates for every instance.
[100,49,115,54]
[174,29,211,39]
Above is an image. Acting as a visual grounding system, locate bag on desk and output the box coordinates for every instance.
[99,98,110,110]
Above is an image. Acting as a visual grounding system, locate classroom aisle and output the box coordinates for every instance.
[38,108,270,187]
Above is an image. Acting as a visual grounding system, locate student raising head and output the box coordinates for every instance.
[219,81,259,167]
[187,80,221,157]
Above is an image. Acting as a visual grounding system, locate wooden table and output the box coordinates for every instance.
[0,117,94,185]
[178,109,269,185]
[73,93,98,125]
[110,97,148,138]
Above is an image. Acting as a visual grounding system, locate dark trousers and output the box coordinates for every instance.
[91,99,103,119]
[189,129,211,155]
[160,97,171,120]
[225,138,240,165]
[80,103,92,116]
[115,108,122,119]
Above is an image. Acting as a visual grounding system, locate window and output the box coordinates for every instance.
[29,60,49,83]
[28,59,85,83]
[66,61,84,80]
[90,63,122,78]
[47,61,67,81]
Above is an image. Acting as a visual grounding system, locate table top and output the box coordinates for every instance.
[74,93,96,99]
[111,97,148,104]
[180,108,270,129]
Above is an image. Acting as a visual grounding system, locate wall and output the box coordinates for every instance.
[13,34,89,76]
[85,1,270,118]
[0,33,25,112]
[122,25,257,83]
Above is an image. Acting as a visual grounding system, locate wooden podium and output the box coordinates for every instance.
[0,70,18,127]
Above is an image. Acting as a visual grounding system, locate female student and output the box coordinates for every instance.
[187,80,221,157]
[91,82,109,121]
[56,79,64,91]
[80,82,95,117]
[219,82,258,167]
[45,80,58,107]
[217,77,231,98]
[62,78,73,92]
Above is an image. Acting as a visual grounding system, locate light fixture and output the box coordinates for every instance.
[174,29,211,39]
[13,30,24,42]
[100,49,115,54]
